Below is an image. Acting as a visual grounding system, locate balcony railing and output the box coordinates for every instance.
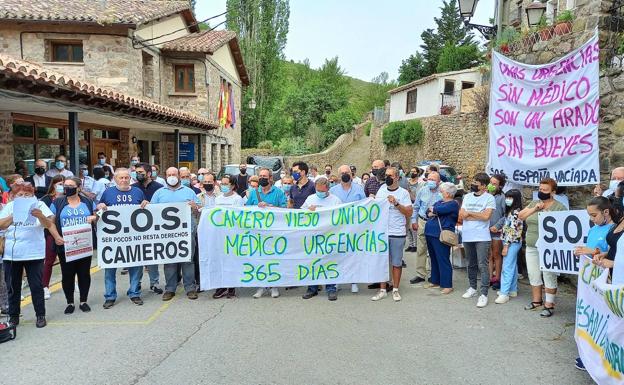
[440,91,461,115]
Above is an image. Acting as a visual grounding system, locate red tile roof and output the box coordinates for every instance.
[162,30,237,53]
[0,54,219,131]
[0,0,192,26]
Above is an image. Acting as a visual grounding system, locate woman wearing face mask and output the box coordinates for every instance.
[361,173,370,185]
[487,174,507,290]
[280,176,294,208]
[1,174,24,204]
[243,176,260,205]
[0,181,64,328]
[518,178,567,317]
[493,189,523,304]
[39,175,66,299]
[50,177,97,314]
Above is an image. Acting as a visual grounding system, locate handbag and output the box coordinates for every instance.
[438,216,458,247]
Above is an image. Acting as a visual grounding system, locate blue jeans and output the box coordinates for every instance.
[147,265,160,286]
[500,242,520,295]
[164,262,196,294]
[307,284,336,293]
[104,266,143,301]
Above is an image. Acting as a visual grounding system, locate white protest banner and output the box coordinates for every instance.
[96,202,192,268]
[62,223,93,262]
[575,256,624,385]
[487,34,600,186]
[198,199,390,290]
[536,210,590,274]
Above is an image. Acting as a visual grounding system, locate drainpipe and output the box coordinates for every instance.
[174,129,180,168]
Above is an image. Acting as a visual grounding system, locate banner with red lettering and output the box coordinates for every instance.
[487,34,599,186]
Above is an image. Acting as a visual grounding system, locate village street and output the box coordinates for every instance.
[3,259,590,385]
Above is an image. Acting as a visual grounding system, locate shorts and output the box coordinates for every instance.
[389,236,406,267]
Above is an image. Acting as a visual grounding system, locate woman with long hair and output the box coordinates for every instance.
[494,189,523,304]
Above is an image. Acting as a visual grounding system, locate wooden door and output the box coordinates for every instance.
[92,140,120,168]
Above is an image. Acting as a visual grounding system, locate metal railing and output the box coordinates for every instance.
[440,91,461,115]
[604,0,624,68]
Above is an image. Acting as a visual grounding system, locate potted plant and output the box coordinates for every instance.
[554,10,573,35]
[538,16,553,41]
[495,27,519,54]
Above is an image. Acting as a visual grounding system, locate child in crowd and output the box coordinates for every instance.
[493,189,523,304]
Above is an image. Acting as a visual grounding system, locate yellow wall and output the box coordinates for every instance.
[135,14,189,47]
[212,45,241,83]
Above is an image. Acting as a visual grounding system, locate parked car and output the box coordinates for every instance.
[417,161,464,192]
[245,155,285,181]
[217,164,260,180]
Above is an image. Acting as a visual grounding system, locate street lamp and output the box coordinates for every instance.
[458,0,479,18]
[525,0,547,27]
[457,0,497,40]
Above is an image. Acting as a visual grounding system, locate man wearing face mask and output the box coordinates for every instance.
[97,168,149,309]
[600,167,624,198]
[324,164,333,177]
[302,177,343,301]
[330,164,366,293]
[349,165,363,186]
[94,152,115,179]
[364,159,385,198]
[78,164,97,202]
[236,163,250,197]
[197,172,218,208]
[179,167,201,194]
[290,161,316,209]
[274,170,287,189]
[26,159,52,199]
[150,167,202,301]
[409,172,441,285]
[46,154,74,178]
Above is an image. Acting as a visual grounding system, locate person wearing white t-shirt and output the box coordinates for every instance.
[460,173,496,308]
[371,167,413,302]
[301,177,343,301]
[211,174,244,300]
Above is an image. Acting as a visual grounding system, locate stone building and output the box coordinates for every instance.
[0,0,248,175]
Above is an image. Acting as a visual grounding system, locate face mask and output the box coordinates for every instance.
[221,185,230,193]
[399,170,405,177]
[181,179,190,187]
[239,168,247,174]
[55,161,65,170]
[203,183,214,192]
[130,171,137,180]
[166,176,179,186]
[410,173,418,179]
[151,171,158,178]
[259,177,269,187]
[325,170,331,176]
[610,180,620,191]
[341,174,351,183]
[427,181,437,190]
[81,170,88,177]
[487,184,497,194]
[385,176,394,186]
[537,191,551,201]
[34,167,45,176]
[55,184,65,194]
[136,174,146,183]
[99,158,106,165]
[505,198,513,207]
[292,172,301,181]
[378,168,387,180]
[64,186,77,196]
[316,191,328,199]
[282,184,292,192]
[198,174,205,182]
[131,160,138,166]
[470,184,479,193]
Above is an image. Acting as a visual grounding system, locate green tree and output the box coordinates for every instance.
[397,52,427,85]
[436,44,482,73]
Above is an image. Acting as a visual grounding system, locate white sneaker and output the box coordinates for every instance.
[253,288,267,299]
[476,294,489,308]
[270,288,280,298]
[497,290,518,298]
[371,289,387,301]
[351,284,359,293]
[44,287,51,300]
[392,289,401,302]
[495,294,510,304]
[462,287,477,299]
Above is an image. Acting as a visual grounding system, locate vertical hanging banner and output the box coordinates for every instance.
[487,34,600,186]
[197,199,390,290]
[575,256,624,385]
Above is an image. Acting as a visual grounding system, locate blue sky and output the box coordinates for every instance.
[196,0,495,82]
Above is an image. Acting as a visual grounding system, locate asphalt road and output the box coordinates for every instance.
[2,256,593,385]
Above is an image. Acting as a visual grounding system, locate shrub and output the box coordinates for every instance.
[322,108,358,146]
[364,121,372,136]
[382,121,404,148]
[276,137,310,155]
[257,140,274,150]
[401,119,423,145]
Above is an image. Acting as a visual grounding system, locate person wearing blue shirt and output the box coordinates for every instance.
[0,175,9,192]
[97,168,147,309]
[150,167,201,301]
[329,164,366,293]
[247,167,287,299]
[409,171,442,285]
[50,177,98,314]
